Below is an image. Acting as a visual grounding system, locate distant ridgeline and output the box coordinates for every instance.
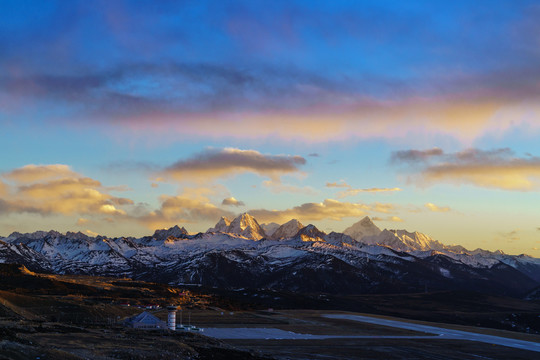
[1,214,539,297]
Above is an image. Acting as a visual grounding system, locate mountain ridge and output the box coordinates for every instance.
[2,214,539,297]
[206,213,266,240]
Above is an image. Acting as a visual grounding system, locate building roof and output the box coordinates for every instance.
[126,311,162,325]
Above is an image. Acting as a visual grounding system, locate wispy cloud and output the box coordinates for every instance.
[337,187,402,198]
[392,148,540,191]
[424,203,451,212]
[372,215,404,222]
[85,229,99,237]
[77,218,90,226]
[262,180,317,195]
[390,148,444,164]
[326,181,350,188]
[496,230,520,243]
[326,181,401,198]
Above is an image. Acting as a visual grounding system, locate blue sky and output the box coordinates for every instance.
[1,0,540,255]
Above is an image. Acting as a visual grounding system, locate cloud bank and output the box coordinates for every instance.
[161,148,306,182]
[249,199,395,224]
[0,164,133,217]
[3,3,540,143]
[392,148,540,191]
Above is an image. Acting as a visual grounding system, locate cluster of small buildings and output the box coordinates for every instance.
[119,302,161,310]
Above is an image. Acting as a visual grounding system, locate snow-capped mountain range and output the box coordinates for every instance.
[207,213,266,240]
[1,214,539,297]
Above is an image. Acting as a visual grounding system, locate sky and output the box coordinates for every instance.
[1,0,540,256]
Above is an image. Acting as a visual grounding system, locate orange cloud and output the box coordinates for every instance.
[336,187,402,198]
[424,163,540,190]
[221,197,245,207]
[77,218,90,226]
[139,189,234,230]
[120,98,540,143]
[160,147,306,183]
[326,181,401,198]
[85,229,99,237]
[424,203,451,212]
[248,198,396,224]
[372,215,404,222]
[325,181,350,188]
[393,148,540,191]
[262,180,317,194]
[0,180,7,196]
[3,164,76,183]
[371,203,396,213]
[0,164,133,217]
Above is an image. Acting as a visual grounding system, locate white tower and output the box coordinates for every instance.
[167,306,177,331]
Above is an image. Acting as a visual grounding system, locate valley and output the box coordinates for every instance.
[1,264,540,359]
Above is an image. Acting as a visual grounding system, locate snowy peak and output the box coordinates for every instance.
[229,213,258,232]
[271,219,304,240]
[343,216,381,241]
[362,229,445,252]
[295,224,326,242]
[153,225,188,240]
[65,231,93,242]
[261,223,280,237]
[7,230,62,242]
[394,230,445,251]
[208,216,232,233]
[230,213,266,240]
[207,213,266,240]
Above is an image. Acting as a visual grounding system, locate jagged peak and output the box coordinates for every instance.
[207,213,266,240]
[343,216,381,241]
[207,216,232,233]
[7,230,61,240]
[359,216,374,224]
[296,224,326,236]
[294,224,326,242]
[218,216,232,225]
[261,222,280,237]
[284,218,303,226]
[270,219,305,240]
[230,212,258,226]
[153,225,188,240]
[362,228,446,252]
[229,213,266,240]
[65,231,91,240]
